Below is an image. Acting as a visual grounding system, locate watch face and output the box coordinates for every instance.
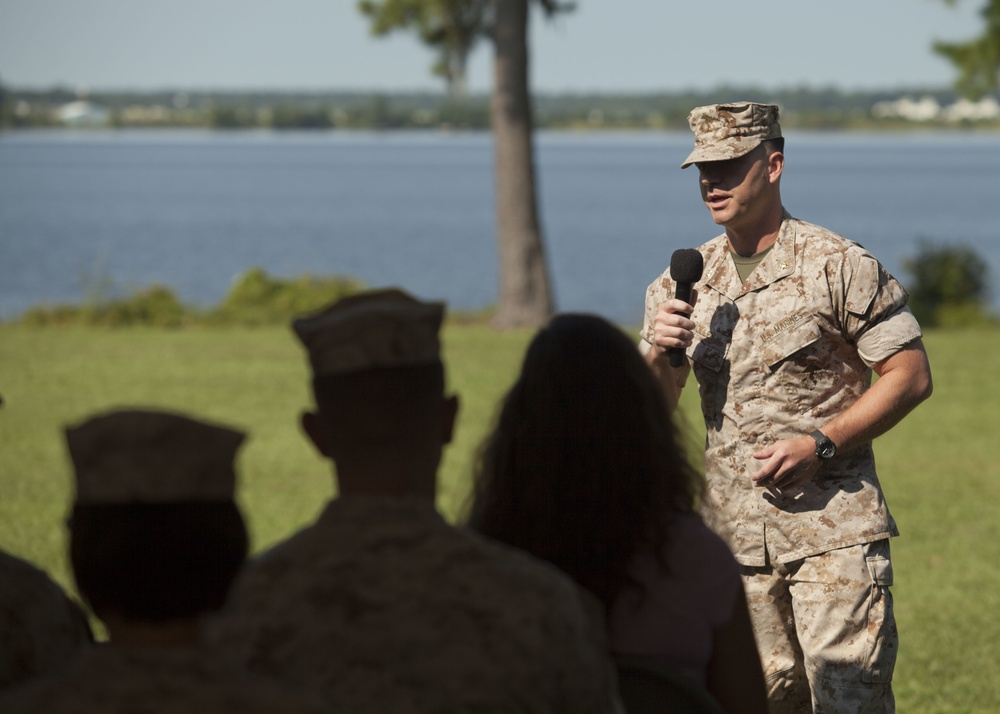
[812,431,836,459]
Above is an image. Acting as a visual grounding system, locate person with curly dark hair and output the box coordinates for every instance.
[467,313,767,714]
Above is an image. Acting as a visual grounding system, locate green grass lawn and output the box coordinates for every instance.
[1,323,998,712]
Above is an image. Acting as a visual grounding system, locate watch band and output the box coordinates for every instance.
[810,430,837,459]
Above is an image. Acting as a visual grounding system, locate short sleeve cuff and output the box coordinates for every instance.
[856,307,923,367]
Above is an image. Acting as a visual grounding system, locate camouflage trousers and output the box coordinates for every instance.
[741,540,896,714]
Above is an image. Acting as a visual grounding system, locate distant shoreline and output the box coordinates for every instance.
[5,86,999,133]
[3,125,1000,137]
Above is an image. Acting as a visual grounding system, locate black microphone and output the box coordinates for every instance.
[668,248,704,368]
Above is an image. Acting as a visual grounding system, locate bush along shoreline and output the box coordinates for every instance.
[9,243,998,329]
[13,268,367,328]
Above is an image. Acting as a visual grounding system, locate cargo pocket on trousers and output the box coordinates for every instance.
[862,539,897,684]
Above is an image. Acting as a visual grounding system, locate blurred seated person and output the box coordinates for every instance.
[0,409,323,713]
[466,313,768,714]
[208,289,621,714]
[0,548,92,691]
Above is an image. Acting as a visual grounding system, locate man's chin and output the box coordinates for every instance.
[704,204,729,226]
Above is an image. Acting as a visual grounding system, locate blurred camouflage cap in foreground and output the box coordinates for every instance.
[681,101,782,168]
[292,288,444,377]
[66,409,244,504]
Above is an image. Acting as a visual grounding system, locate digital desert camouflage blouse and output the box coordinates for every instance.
[643,214,922,566]
[0,644,325,713]
[209,495,620,714]
[0,550,92,691]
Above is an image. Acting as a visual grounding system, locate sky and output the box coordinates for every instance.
[0,0,988,94]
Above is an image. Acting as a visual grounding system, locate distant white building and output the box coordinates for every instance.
[872,94,1000,122]
[56,100,110,126]
[872,95,942,121]
[942,96,1000,122]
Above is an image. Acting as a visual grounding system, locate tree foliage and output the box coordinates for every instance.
[904,241,994,327]
[358,0,573,97]
[357,0,492,96]
[357,0,570,97]
[934,0,1000,97]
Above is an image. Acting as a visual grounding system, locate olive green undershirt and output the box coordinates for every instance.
[730,244,775,284]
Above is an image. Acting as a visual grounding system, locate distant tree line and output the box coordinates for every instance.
[3,82,998,131]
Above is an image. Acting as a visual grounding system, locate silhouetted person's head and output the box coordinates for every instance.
[292,289,458,498]
[468,313,702,613]
[64,409,248,642]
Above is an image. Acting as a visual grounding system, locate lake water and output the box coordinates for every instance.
[1,129,998,325]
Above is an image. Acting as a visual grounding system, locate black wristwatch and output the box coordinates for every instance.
[810,430,837,460]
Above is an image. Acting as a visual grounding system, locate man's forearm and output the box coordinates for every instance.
[819,340,933,453]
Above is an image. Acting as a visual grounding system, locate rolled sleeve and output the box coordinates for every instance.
[856,306,923,367]
[838,247,922,367]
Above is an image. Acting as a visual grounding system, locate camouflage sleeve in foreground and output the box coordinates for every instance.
[0,645,326,713]
[208,496,621,714]
[0,549,93,692]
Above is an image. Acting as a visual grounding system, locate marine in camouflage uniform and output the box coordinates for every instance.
[641,102,933,713]
[0,549,92,692]
[0,409,323,714]
[209,289,621,714]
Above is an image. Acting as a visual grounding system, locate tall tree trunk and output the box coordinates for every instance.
[489,0,554,329]
[446,47,469,98]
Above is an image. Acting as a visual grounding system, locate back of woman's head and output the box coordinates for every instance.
[468,313,700,612]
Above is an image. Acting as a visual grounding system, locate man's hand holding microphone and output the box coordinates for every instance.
[648,248,703,365]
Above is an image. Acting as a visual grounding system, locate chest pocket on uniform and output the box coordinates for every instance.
[760,317,822,369]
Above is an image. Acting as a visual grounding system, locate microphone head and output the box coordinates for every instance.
[670,248,704,283]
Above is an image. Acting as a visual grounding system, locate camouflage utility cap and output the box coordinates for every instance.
[66,409,245,505]
[681,101,781,168]
[293,288,444,376]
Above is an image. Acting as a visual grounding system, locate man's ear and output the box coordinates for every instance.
[767,150,784,184]
[441,395,460,445]
[300,410,333,458]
